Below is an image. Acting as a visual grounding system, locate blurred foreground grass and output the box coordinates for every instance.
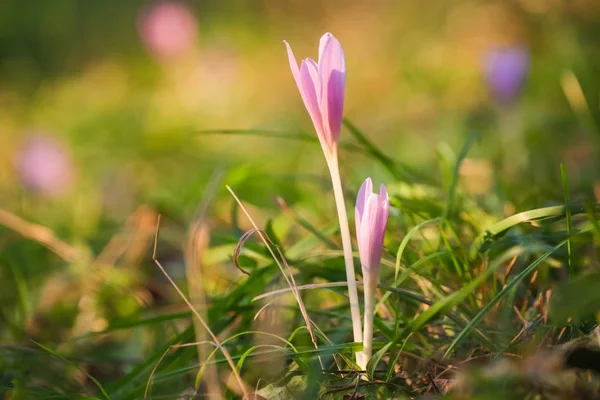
[2,0,600,399]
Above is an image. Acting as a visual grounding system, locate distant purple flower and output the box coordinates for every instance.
[14,135,75,198]
[138,2,198,60]
[484,46,530,105]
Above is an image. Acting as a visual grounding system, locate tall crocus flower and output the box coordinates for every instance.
[284,33,345,161]
[284,33,364,365]
[356,178,390,368]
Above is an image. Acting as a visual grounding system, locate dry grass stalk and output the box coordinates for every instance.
[0,207,81,262]
[226,186,323,361]
[185,220,223,400]
[151,214,251,399]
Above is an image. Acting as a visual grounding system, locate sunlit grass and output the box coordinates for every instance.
[1,2,600,397]
[2,115,600,399]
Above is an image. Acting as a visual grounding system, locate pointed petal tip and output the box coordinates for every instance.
[357,178,369,196]
[360,177,373,196]
[322,32,341,45]
[363,177,372,194]
[284,40,301,84]
[379,183,388,197]
[356,177,373,218]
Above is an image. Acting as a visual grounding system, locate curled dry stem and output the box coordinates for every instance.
[226,186,324,366]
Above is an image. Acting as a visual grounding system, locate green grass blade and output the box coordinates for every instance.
[443,132,478,220]
[378,250,449,309]
[385,333,412,381]
[342,119,397,176]
[234,344,285,373]
[470,204,599,257]
[366,342,392,379]
[32,341,111,400]
[193,128,364,152]
[285,212,339,251]
[561,163,573,274]
[394,217,441,282]
[342,118,433,183]
[408,246,525,333]
[444,236,576,358]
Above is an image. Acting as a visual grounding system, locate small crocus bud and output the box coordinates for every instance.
[355,178,390,274]
[284,33,345,159]
[355,178,390,369]
[484,45,530,105]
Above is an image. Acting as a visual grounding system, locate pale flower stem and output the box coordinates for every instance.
[361,270,378,370]
[326,153,363,364]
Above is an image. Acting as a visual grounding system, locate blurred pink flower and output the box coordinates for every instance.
[484,45,530,105]
[355,178,390,273]
[284,33,346,159]
[14,135,75,198]
[139,2,198,60]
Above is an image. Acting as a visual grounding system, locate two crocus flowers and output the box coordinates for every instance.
[285,33,390,369]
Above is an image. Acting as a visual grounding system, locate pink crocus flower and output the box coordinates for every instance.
[356,177,390,367]
[356,178,390,273]
[284,33,346,159]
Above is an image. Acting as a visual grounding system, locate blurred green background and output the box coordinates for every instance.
[2,0,599,210]
[1,0,600,398]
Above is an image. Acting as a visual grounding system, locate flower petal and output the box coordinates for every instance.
[284,40,301,88]
[305,58,321,104]
[371,202,388,270]
[318,32,333,65]
[285,40,327,150]
[299,60,325,145]
[380,184,389,209]
[356,177,372,225]
[357,194,371,263]
[355,178,371,252]
[359,194,379,271]
[318,34,346,148]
